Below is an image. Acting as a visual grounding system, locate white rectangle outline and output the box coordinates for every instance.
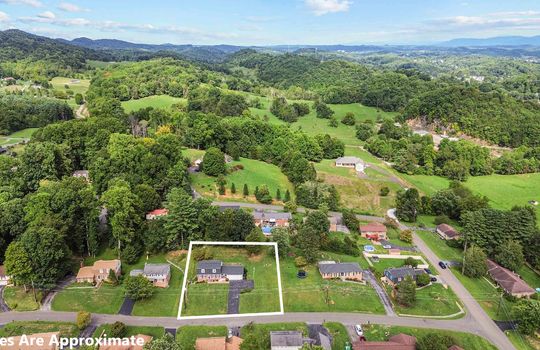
[177,241,284,320]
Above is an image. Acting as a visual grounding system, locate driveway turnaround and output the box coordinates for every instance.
[227,280,254,314]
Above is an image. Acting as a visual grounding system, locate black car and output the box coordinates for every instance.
[438,261,447,269]
[430,276,437,282]
[424,268,432,274]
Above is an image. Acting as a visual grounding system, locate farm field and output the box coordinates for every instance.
[50,77,90,95]
[362,324,497,350]
[121,95,186,112]
[190,155,294,203]
[182,246,281,316]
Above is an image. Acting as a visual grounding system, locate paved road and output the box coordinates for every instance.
[412,233,516,350]
[0,310,484,335]
[0,286,10,312]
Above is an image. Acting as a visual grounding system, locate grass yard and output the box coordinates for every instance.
[416,230,463,262]
[0,321,78,338]
[280,258,385,314]
[452,268,516,321]
[392,283,463,318]
[0,127,38,146]
[240,322,308,349]
[51,283,124,314]
[3,286,42,311]
[324,322,351,350]
[362,324,497,350]
[177,326,228,349]
[182,246,281,316]
[191,156,294,203]
[93,324,165,339]
[121,95,186,112]
[507,331,540,350]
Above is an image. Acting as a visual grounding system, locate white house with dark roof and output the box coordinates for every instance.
[335,156,366,172]
[130,263,171,288]
[318,261,363,281]
[196,260,244,283]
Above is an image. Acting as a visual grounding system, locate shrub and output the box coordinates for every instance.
[434,215,451,225]
[416,333,456,350]
[109,322,127,338]
[341,112,356,126]
[255,185,273,204]
[403,257,418,268]
[399,229,413,244]
[124,275,155,300]
[295,256,308,268]
[202,147,226,176]
[379,187,390,196]
[76,311,91,330]
[192,246,214,261]
[416,273,430,287]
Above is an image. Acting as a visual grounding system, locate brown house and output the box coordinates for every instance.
[76,259,121,284]
[318,261,362,281]
[486,260,535,298]
[360,222,387,240]
[353,333,416,350]
[253,211,291,230]
[195,336,243,350]
[436,224,460,240]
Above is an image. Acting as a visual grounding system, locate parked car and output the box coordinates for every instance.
[354,325,363,336]
[382,244,392,249]
[424,268,432,274]
[439,261,447,269]
[430,277,437,282]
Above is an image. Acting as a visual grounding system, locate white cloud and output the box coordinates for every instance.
[37,11,55,19]
[0,11,9,22]
[57,2,89,13]
[0,0,42,7]
[305,0,351,16]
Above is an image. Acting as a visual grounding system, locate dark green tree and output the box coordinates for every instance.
[202,147,226,176]
[396,275,416,307]
[124,275,155,300]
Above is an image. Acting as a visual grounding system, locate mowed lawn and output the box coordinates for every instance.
[177,326,228,349]
[362,324,497,350]
[182,247,281,316]
[0,127,38,146]
[280,258,385,314]
[3,286,42,311]
[416,230,463,262]
[51,283,124,314]
[121,95,186,112]
[190,156,294,203]
[392,283,463,318]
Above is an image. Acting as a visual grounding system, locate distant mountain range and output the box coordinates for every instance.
[438,35,540,47]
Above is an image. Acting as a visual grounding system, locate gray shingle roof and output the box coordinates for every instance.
[129,269,144,277]
[318,262,362,274]
[144,263,170,276]
[222,265,244,276]
[335,156,363,164]
[197,260,223,271]
[385,267,425,282]
[270,331,304,347]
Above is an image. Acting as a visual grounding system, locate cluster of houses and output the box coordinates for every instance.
[76,260,172,288]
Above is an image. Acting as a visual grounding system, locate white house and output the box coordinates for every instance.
[335,156,366,172]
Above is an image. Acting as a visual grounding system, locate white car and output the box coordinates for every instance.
[354,325,363,336]
[382,244,392,249]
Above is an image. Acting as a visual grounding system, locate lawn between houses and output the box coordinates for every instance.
[176,325,228,349]
[0,321,79,338]
[52,249,187,316]
[181,246,281,316]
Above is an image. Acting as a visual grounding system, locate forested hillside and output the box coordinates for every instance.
[0,30,111,82]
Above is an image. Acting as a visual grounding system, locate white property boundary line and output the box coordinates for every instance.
[177,241,284,320]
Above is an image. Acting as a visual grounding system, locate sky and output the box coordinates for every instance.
[1,0,540,45]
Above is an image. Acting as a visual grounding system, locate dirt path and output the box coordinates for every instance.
[76,104,88,119]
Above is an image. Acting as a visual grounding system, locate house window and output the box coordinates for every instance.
[201,269,205,273]
[212,269,216,273]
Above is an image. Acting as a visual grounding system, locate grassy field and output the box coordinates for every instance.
[177,325,228,349]
[324,322,351,350]
[280,257,385,314]
[0,321,78,338]
[182,246,281,316]
[3,286,42,311]
[190,156,294,203]
[362,324,497,350]
[93,324,165,339]
[392,283,463,317]
[121,95,186,112]
[0,127,38,146]
[50,77,90,95]
[51,283,124,314]
[507,331,540,350]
